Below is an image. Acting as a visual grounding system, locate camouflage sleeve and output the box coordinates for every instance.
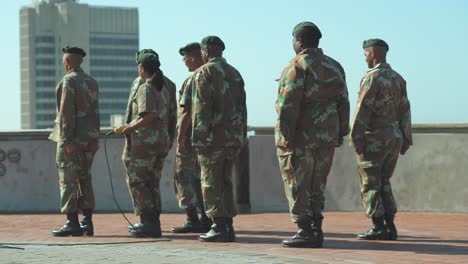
[399,79,413,146]
[241,79,248,144]
[168,82,177,147]
[59,77,76,144]
[351,75,378,145]
[192,68,217,145]
[337,68,350,137]
[177,80,192,145]
[275,65,304,149]
[136,84,158,115]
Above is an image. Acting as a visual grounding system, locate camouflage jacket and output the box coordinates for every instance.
[192,57,247,147]
[130,75,177,150]
[275,48,350,150]
[351,63,412,146]
[124,74,170,153]
[49,67,100,144]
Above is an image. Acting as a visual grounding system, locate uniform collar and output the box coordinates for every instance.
[208,57,226,63]
[67,67,83,74]
[298,48,323,56]
[370,63,391,71]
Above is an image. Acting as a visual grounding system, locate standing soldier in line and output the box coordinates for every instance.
[118,50,174,238]
[171,42,212,233]
[192,36,247,242]
[351,39,412,240]
[50,46,100,237]
[275,22,350,248]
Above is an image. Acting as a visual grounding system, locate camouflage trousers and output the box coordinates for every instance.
[196,146,239,218]
[174,150,203,211]
[357,136,402,218]
[55,142,96,213]
[277,146,335,223]
[122,149,167,215]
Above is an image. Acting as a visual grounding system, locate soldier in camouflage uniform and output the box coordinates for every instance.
[351,39,412,240]
[192,36,247,242]
[119,50,174,238]
[275,22,350,248]
[171,42,212,233]
[50,46,100,237]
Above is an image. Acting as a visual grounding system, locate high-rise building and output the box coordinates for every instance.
[20,0,138,129]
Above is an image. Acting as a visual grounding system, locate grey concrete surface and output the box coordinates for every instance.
[1,128,468,213]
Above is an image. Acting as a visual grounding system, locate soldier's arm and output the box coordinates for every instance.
[337,69,350,139]
[241,80,248,144]
[177,80,192,153]
[275,65,304,152]
[122,84,159,134]
[59,78,76,145]
[192,68,215,144]
[399,79,412,154]
[351,75,379,152]
[168,83,177,148]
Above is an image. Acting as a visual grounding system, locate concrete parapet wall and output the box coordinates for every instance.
[1,126,468,213]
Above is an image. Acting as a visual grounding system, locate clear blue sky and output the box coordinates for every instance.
[1,0,467,130]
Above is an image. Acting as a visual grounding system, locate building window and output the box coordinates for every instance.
[36,114,56,121]
[36,69,55,76]
[90,48,137,56]
[36,47,55,54]
[100,91,130,99]
[90,59,135,67]
[36,91,55,99]
[36,80,56,88]
[36,102,56,110]
[36,58,55,65]
[35,35,54,44]
[91,70,135,78]
[98,81,133,89]
[90,37,138,46]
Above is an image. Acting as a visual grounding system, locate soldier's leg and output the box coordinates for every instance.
[309,146,335,224]
[356,138,388,240]
[194,159,212,229]
[174,151,199,211]
[380,138,402,240]
[277,147,321,248]
[197,147,235,242]
[52,143,83,237]
[277,147,313,223]
[77,149,97,236]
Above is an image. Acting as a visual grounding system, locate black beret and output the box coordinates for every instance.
[62,46,86,57]
[363,39,389,51]
[292,21,322,39]
[179,42,201,56]
[200,36,225,51]
[135,49,159,64]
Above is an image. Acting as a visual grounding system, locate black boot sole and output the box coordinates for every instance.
[281,241,323,248]
[129,230,161,238]
[52,232,84,237]
[198,235,234,242]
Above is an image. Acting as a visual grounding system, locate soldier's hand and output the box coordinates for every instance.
[400,143,410,155]
[87,141,99,153]
[354,142,365,155]
[121,124,136,135]
[65,143,80,156]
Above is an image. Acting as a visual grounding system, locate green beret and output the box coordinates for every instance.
[200,36,225,51]
[137,53,160,68]
[62,46,86,57]
[179,42,201,56]
[135,49,159,64]
[363,38,389,51]
[292,21,322,39]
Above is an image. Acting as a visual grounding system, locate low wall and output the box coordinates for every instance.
[1,125,467,214]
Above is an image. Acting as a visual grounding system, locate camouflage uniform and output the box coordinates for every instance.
[275,48,350,223]
[122,74,172,215]
[174,74,203,211]
[49,68,100,213]
[192,57,247,218]
[351,63,412,218]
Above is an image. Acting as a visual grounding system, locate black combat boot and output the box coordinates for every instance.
[357,216,389,240]
[171,207,202,233]
[199,217,233,242]
[52,212,84,237]
[80,209,94,236]
[225,217,236,242]
[128,210,161,238]
[281,219,323,248]
[385,214,398,240]
[312,214,324,244]
[199,210,213,233]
